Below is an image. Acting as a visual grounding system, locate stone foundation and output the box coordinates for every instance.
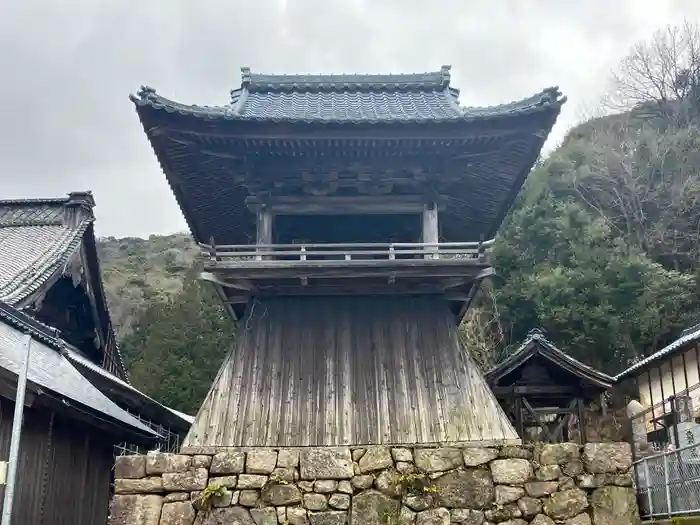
[108,442,640,525]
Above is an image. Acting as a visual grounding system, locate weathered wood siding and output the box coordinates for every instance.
[184,295,519,448]
[0,398,114,525]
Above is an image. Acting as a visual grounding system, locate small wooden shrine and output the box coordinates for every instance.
[486,329,614,443]
[131,66,565,449]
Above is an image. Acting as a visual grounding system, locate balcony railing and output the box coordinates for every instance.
[201,240,494,264]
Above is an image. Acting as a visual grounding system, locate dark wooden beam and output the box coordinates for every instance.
[246,195,444,215]
[493,385,578,396]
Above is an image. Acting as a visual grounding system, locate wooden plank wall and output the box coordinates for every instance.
[0,398,114,525]
[184,295,519,448]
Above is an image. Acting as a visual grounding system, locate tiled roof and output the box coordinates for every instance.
[0,301,158,439]
[0,199,88,305]
[0,195,128,379]
[131,65,566,124]
[615,324,700,380]
[486,328,615,389]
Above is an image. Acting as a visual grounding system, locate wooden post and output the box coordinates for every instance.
[256,206,273,260]
[422,202,439,259]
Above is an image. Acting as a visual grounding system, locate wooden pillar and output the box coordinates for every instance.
[256,206,273,260]
[422,202,438,259]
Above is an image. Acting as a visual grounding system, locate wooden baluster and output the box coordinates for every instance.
[389,244,395,260]
[301,245,307,261]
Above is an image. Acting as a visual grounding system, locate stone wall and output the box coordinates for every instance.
[108,442,640,525]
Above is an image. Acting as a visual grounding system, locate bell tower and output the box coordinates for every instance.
[131,66,565,450]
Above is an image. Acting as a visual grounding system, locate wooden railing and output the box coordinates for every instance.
[200,240,494,263]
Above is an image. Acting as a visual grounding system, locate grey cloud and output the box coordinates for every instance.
[0,0,696,236]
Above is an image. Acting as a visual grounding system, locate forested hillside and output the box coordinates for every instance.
[98,22,700,413]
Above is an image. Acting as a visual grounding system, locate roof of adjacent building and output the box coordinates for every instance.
[131,66,566,246]
[132,66,566,124]
[0,300,158,441]
[486,328,614,390]
[0,194,127,379]
[615,323,700,381]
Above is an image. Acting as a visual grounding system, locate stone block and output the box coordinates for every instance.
[298,480,315,492]
[535,465,561,481]
[304,493,328,511]
[108,494,163,525]
[494,485,524,505]
[524,481,559,497]
[329,493,351,510]
[403,493,432,512]
[543,489,588,521]
[499,446,532,459]
[582,443,632,474]
[250,507,278,525]
[271,467,297,482]
[414,448,463,472]
[337,480,352,494]
[147,453,192,475]
[287,507,309,525]
[261,483,302,506]
[530,515,555,525]
[163,469,208,492]
[239,490,260,507]
[490,459,532,484]
[210,451,245,474]
[565,513,592,525]
[433,469,494,509]
[562,461,584,476]
[351,490,399,525]
[116,455,147,480]
[278,449,300,468]
[300,448,353,480]
[315,480,338,493]
[115,477,164,494]
[247,450,278,474]
[350,475,373,490]
[205,473,235,488]
[517,496,542,517]
[416,508,449,525]
[591,486,640,525]
[309,511,348,525]
[160,502,196,525]
[192,455,211,469]
[193,507,254,524]
[237,474,268,489]
[449,509,484,525]
[375,469,403,498]
[462,448,499,467]
[396,461,417,474]
[539,443,580,465]
[392,448,413,462]
[351,448,365,462]
[358,446,394,473]
[399,506,416,525]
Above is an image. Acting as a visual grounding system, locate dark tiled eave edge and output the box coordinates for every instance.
[129,85,566,124]
[0,300,64,351]
[486,329,615,390]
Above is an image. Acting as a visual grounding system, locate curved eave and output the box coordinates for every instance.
[487,336,614,391]
[129,87,566,125]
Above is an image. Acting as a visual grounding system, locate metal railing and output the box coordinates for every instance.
[200,240,494,263]
[634,441,700,518]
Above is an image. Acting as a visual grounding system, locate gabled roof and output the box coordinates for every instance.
[132,66,566,124]
[486,329,614,390]
[615,323,700,381]
[0,300,158,443]
[0,193,127,379]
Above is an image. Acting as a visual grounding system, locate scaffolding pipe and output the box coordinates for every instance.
[1,334,32,525]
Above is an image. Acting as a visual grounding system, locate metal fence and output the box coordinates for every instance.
[634,440,700,518]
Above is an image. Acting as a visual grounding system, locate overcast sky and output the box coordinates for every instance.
[0,0,697,238]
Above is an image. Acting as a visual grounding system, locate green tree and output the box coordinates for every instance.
[120,274,235,413]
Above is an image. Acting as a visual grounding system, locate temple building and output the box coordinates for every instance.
[486,329,614,444]
[0,195,192,450]
[131,66,565,450]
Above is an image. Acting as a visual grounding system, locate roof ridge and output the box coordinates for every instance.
[239,65,452,93]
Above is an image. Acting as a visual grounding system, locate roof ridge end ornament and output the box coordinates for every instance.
[241,66,252,87]
[440,65,452,88]
[132,85,157,102]
[527,327,545,339]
